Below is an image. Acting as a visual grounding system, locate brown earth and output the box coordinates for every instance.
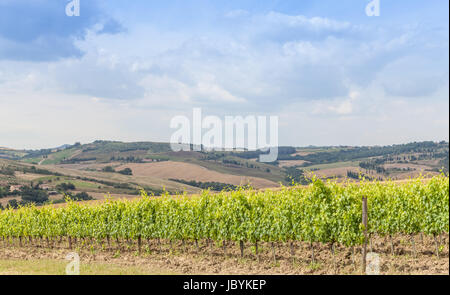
[0,196,20,206]
[389,171,440,180]
[0,234,447,275]
[278,160,308,168]
[115,162,278,189]
[12,173,45,181]
[313,167,361,178]
[55,162,124,170]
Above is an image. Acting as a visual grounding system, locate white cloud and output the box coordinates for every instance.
[310,91,359,116]
[265,12,351,32]
[376,56,448,97]
[0,10,448,148]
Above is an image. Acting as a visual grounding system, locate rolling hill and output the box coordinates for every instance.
[1,140,448,208]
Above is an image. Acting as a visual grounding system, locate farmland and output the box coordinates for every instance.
[115,162,278,188]
[0,140,448,208]
[0,174,448,275]
[0,140,449,275]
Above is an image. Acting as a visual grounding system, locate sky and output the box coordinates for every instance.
[0,0,448,149]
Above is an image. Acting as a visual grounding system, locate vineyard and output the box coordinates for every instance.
[0,175,448,273]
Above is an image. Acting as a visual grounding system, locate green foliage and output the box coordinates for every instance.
[102,166,115,173]
[169,179,238,191]
[118,168,132,175]
[18,185,49,205]
[84,141,172,154]
[0,175,448,248]
[7,199,19,209]
[55,182,76,192]
[283,167,310,185]
[64,192,94,202]
[21,165,62,176]
[0,166,15,176]
[0,185,11,198]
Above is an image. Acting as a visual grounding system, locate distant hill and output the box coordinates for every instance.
[1,140,448,207]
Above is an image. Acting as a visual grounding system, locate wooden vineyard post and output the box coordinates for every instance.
[138,236,142,254]
[362,197,368,275]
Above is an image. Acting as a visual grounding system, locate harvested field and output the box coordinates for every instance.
[27,164,197,193]
[391,171,440,180]
[116,162,279,189]
[13,173,44,181]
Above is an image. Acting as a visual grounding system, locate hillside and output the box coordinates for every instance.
[0,140,448,208]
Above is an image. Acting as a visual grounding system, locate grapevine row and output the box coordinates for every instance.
[0,175,448,252]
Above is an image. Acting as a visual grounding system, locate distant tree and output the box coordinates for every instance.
[65,192,93,201]
[20,185,49,205]
[0,166,15,176]
[7,199,19,209]
[284,167,309,185]
[102,166,115,173]
[118,168,133,175]
[0,185,11,198]
[169,179,239,191]
[347,171,360,179]
[56,183,76,192]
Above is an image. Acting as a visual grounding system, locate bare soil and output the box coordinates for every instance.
[0,234,447,275]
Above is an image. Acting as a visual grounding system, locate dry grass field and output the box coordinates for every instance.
[312,167,361,178]
[116,162,279,189]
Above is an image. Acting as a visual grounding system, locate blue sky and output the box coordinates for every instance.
[0,0,448,149]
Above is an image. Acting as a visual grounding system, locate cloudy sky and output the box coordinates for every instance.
[0,0,448,149]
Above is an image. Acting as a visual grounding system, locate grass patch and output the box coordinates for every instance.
[41,149,78,165]
[21,158,41,164]
[0,258,178,275]
[304,161,360,170]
